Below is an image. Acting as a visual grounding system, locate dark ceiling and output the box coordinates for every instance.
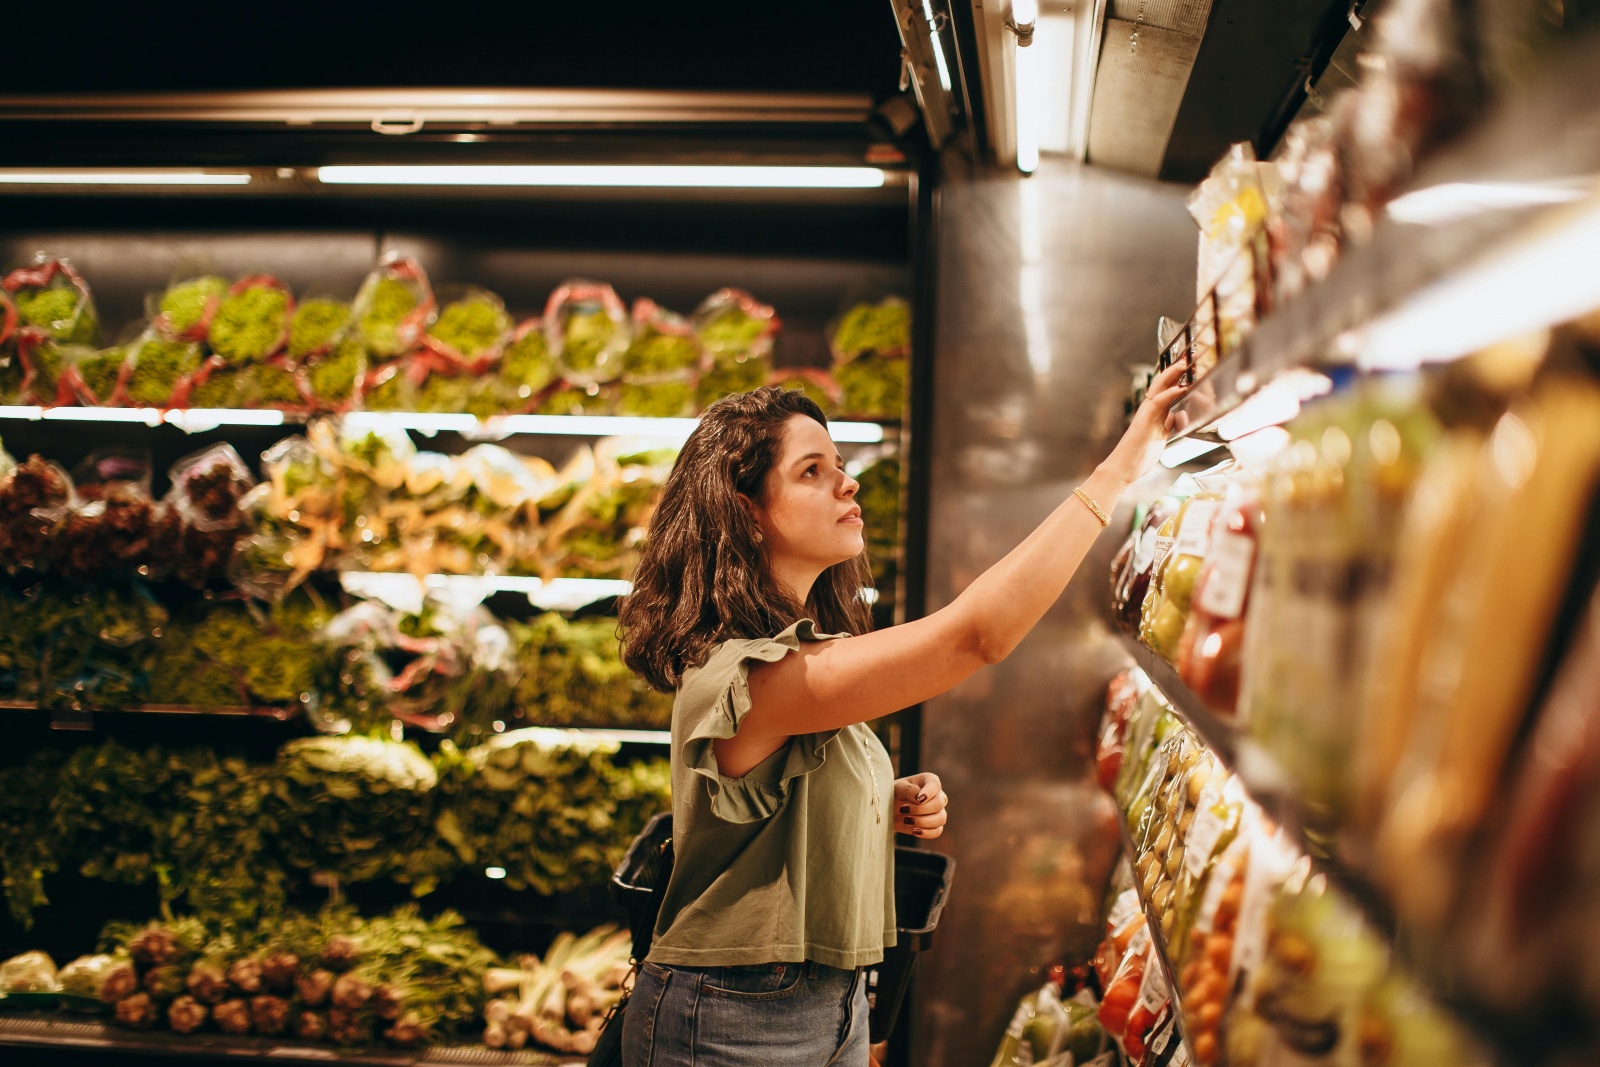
[1,1,906,97]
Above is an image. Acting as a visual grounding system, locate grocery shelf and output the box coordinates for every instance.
[0,1011,565,1066]
[1114,634,1398,935]
[1114,817,1198,1062]
[0,701,670,744]
[0,405,893,444]
[1160,37,1600,447]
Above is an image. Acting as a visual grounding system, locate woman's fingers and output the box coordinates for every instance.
[894,808,948,837]
[894,772,942,805]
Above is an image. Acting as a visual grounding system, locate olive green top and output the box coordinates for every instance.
[646,619,898,970]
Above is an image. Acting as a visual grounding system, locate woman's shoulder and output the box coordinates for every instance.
[676,620,846,704]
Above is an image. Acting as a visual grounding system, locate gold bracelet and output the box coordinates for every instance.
[1073,487,1110,527]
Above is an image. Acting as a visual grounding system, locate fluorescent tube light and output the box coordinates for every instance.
[343,411,479,435]
[484,866,508,880]
[0,170,251,186]
[316,165,887,189]
[164,408,287,431]
[1014,19,1042,174]
[0,406,43,420]
[1362,196,1600,371]
[43,407,162,425]
[1214,369,1333,441]
[1160,437,1223,467]
[1386,180,1588,226]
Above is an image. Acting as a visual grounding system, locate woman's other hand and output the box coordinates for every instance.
[1098,360,1192,487]
[893,773,948,839]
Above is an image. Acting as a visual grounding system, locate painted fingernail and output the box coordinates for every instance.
[904,816,915,825]
[899,805,910,814]
[916,794,928,803]
[913,829,923,836]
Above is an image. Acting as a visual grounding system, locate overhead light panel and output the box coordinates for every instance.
[1214,369,1334,441]
[1386,179,1588,226]
[1011,0,1042,174]
[316,165,887,189]
[1160,437,1223,467]
[0,169,251,186]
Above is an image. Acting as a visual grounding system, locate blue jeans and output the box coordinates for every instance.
[621,960,870,1067]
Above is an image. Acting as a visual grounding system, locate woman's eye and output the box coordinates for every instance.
[803,464,818,477]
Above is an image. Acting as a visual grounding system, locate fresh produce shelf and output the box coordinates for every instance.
[0,1012,566,1066]
[1115,635,1400,938]
[0,405,892,444]
[1113,817,1197,1064]
[1159,37,1600,448]
[0,701,670,744]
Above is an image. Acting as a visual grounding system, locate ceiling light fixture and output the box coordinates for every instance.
[0,170,251,186]
[1160,437,1223,468]
[316,165,887,190]
[1011,0,1042,174]
[1386,179,1589,226]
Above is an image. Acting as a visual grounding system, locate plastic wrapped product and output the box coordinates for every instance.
[539,382,616,416]
[769,368,840,418]
[546,280,630,386]
[0,456,74,570]
[1115,498,1179,635]
[1373,381,1600,931]
[353,254,435,359]
[122,335,209,408]
[695,356,768,410]
[208,276,294,366]
[501,319,557,403]
[416,368,521,418]
[361,360,420,411]
[421,286,512,374]
[0,950,59,993]
[617,299,700,418]
[287,297,353,362]
[161,444,256,588]
[14,335,85,407]
[4,256,98,345]
[695,288,779,360]
[1177,484,1262,716]
[303,337,367,411]
[71,346,133,406]
[830,297,911,363]
[1141,491,1221,662]
[834,352,906,420]
[150,275,227,343]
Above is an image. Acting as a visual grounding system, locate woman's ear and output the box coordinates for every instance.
[735,491,766,543]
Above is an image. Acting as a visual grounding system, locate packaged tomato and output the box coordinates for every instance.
[1124,954,1171,1063]
[1098,941,1148,1043]
[1118,497,1178,634]
[1098,669,1147,791]
[1178,485,1262,717]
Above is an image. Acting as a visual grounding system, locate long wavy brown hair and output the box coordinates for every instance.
[619,386,873,693]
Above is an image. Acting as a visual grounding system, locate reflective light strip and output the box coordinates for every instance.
[0,405,885,443]
[316,165,887,189]
[0,170,251,185]
[1159,437,1223,468]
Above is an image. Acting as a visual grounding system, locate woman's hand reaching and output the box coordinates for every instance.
[893,773,948,840]
[1097,360,1193,488]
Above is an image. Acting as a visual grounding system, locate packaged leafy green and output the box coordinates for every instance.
[302,337,366,410]
[835,352,907,420]
[287,297,353,361]
[150,275,227,343]
[617,380,695,418]
[4,257,98,345]
[693,288,778,361]
[623,298,701,379]
[354,254,435,359]
[695,355,768,410]
[361,360,419,411]
[122,335,208,407]
[830,297,911,362]
[501,319,556,402]
[422,286,511,373]
[770,368,839,417]
[539,382,616,416]
[208,275,293,366]
[546,280,630,386]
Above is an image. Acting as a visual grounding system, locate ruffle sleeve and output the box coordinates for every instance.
[680,619,844,824]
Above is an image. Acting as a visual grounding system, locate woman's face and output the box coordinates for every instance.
[751,414,864,577]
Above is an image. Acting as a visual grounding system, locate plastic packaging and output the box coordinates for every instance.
[301,337,367,411]
[831,297,911,363]
[1177,484,1262,716]
[693,289,776,410]
[617,298,701,418]
[769,367,840,418]
[208,275,294,366]
[500,319,557,404]
[421,286,512,374]
[4,256,98,345]
[150,275,227,344]
[546,281,630,386]
[353,254,436,359]
[286,297,354,362]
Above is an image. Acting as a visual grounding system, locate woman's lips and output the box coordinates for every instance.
[839,508,863,525]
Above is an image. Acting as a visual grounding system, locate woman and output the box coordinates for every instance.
[617,362,1189,1066]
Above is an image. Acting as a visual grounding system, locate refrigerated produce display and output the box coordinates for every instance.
[0,66,930,1062]
[1090,4,1600,1064]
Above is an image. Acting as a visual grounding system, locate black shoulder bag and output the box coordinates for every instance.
[589,812,675,1067]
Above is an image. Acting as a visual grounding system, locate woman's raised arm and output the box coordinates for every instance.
[716,360,1191,776]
